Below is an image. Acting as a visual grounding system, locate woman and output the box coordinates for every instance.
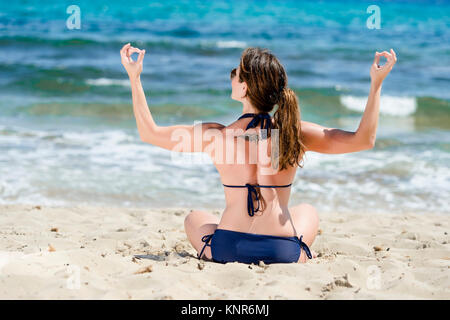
[120,43,397,264]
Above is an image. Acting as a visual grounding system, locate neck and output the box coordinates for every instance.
[241,100,258,114]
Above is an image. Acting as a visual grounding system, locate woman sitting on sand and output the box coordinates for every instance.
[120,43,396,264]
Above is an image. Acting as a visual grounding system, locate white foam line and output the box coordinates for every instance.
[340,95,417,116]
[86,78,130,87]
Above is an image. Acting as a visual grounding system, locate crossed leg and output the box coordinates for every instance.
[184,210,219,260]
[184,203,319,263]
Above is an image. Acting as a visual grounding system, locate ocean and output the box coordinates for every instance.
[0,0,449,214]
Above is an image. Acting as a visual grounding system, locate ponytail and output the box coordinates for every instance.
[273,88,306,171]
[236,47,307,215]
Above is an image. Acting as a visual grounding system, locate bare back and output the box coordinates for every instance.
[211,116,299,237]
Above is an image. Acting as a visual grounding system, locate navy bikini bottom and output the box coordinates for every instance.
[198,229,313,264]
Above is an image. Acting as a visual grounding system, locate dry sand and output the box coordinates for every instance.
[0,204,448,299]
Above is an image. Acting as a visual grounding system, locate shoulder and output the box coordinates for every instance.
[299,120,321,139]
[198,122,226,139]
[190,122,226,135]
[300,120,318,131]
[203,122,226,130]
[299,120,328,152]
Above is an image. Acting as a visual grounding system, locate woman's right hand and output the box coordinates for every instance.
[120,43,146,80]
[370,49,397,87]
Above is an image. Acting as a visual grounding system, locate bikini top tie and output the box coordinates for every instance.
[238,112,273,131]
[223,183,292,217]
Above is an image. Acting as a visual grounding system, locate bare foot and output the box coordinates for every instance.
[298,249,318,263]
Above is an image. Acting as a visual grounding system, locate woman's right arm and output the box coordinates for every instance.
[301,49,397,154]
[121,43,224,153]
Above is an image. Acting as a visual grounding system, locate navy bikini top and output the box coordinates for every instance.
[223,112,293,217]
[238,112,273,131]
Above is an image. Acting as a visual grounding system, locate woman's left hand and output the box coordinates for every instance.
[370,48,397,87]
[120,43,146,80]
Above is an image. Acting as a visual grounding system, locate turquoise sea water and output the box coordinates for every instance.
[0,0,449,214]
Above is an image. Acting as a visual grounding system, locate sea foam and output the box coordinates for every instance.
[340,95,417,116]
[216,40,247,48]
[86,78,130,87]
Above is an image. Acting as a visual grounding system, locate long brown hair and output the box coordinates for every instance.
[238,47,306,171]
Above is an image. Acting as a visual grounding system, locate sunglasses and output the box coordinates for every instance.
[230,67,237,80]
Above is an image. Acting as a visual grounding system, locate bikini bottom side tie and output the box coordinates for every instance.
[198,233,214,260]
[297,235,313,260]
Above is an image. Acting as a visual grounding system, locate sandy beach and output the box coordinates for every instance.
[0,204,448,300]
[1,0,449,303]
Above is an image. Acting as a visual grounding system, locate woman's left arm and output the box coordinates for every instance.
[121,43,224,152]
[301,49,397,154]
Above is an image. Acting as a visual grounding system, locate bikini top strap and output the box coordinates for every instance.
[238,113,273,131]
[259,183,292,188]
[222,183,292,217]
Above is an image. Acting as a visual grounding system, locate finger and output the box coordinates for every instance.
[120,43,131,62]
[120,43,130,54]
[373,51,381,65]
[127,47,141,58]
[120,43,131,56]
[379,51,391,59]
[126,48,142,64]
[380,51,395,66]
[390,48,397,63]
[384,51,395,66]
[137,49,146,64]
